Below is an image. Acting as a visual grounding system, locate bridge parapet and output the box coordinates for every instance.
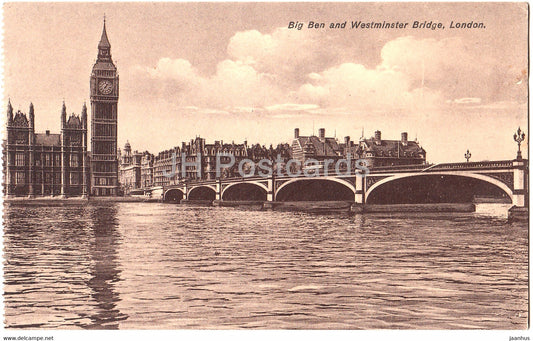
[168,159,523,185]
[432,160,517,170]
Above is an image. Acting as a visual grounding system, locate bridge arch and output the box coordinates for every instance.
[188,185,217,201]
[275,177,355,201]
[365,172,513,204]
[221,182,268,201]
[163,188,184,203]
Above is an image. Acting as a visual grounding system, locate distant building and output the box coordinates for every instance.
[140,152,155,188]
[118,141,143,194]
[148,137,292,187]
[200,139,249,180]
[3,101,89,197]
[350,130,426,167]
[153,146,181,187]
[292,127,426,168]
[292,128,343,164]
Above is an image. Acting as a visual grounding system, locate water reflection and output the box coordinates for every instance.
[84,205,127,329]
[3,203,128,329]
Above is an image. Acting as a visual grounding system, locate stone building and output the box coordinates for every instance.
[148,137,293,187]
[3,101,89,197]
[292,127,426,169]
[118,141,143,194]
[140,152,155,188]
[153,146,181,187]
[349,130,426,167]
[292,128,343,165]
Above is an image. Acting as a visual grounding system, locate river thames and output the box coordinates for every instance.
[3,202,528,329]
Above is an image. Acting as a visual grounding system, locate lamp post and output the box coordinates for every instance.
[464,149,471,162]
[513,127,526,160]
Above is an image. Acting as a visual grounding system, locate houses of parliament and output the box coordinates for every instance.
[3,20,119,197]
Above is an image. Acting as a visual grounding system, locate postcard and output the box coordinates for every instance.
[2,2,529,336]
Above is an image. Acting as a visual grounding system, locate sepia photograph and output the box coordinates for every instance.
[1,1,529,337]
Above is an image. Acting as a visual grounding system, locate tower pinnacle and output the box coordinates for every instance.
[98,18,111,49]
[61,101,67,125]
[7,98,13,124]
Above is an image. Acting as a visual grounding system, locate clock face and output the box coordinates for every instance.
[98,80,113,95]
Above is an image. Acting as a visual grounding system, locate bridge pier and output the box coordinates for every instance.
[509,159,528,222]
[216,180,221,201]
[355,171,365,204]
[512,159,527,207]
[267,177,275,202]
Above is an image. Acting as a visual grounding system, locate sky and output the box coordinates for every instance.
[3,2,528,163]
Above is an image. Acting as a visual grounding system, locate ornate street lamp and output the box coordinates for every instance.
[513,127,526,160]
[464,149,471,162]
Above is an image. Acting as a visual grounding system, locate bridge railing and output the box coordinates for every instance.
[370,164,430,172]
[164,159,521,187]
[429,160,515,170]
[371,160,518,173]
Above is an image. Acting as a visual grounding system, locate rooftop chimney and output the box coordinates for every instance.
[45,130,50,136]
[294,128,300,138]
[344,136,350,146]
[319,128,325,139]
[375,130,381,145]
[401,132,408,146]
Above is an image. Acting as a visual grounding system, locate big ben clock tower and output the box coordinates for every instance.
[90,19,119,196]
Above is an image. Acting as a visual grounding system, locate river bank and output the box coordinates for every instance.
[3,195,151,205]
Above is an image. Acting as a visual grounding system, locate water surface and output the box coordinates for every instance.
[3,202,528,329]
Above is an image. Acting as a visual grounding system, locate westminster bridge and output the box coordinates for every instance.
[157,158,528,208]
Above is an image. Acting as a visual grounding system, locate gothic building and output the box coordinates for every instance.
[90,19,119,196]
[3,101,89,197]
[3,19,119,198]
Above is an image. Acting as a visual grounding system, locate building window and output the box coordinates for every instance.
[70,173,79,185]
[15,153,25,166]
[70,154,79,167]
[15,171,25,184]
[54,154,61,167]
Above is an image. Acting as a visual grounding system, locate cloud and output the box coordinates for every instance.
[379,36,526,103]
[133,31,525,119]
[297,62,443,112]
[146,58,199,83]
[448,97,482,104]
[227,27,342,85]
[265,103,319,112]
[138,57,285,109]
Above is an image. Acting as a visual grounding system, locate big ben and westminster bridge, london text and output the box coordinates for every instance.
[288,20,486,30]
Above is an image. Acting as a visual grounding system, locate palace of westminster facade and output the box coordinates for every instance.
[3,21,118,197]
[3,21,426,197]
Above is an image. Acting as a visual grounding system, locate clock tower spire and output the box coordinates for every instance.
[90,17,119,196]
[97,16,112,62]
